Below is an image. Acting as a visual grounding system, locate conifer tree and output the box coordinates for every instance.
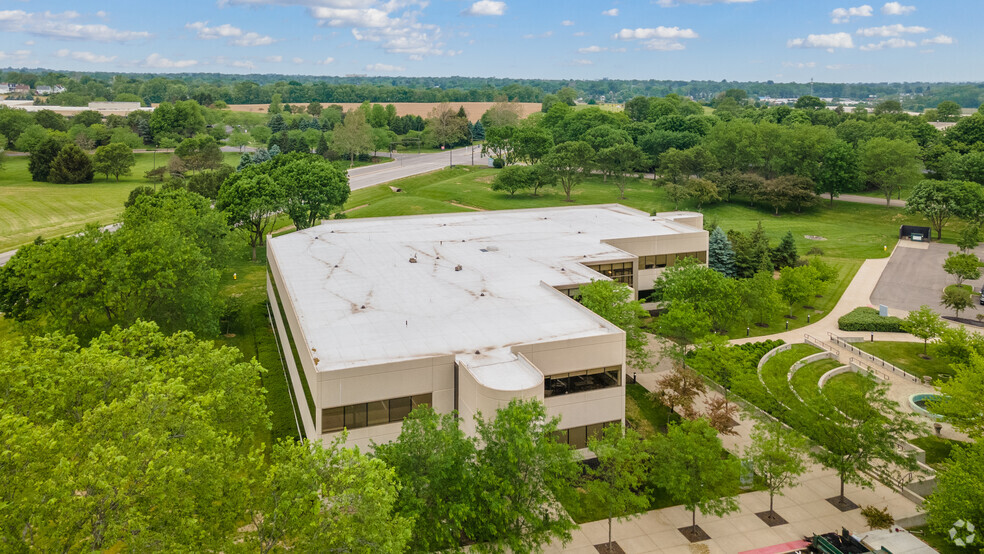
[708,226,736,277]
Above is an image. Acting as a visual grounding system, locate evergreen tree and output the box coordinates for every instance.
[236,153,253,171]
[28,137,62,182]
[136,118,152,144]
[708,226,736,277]
[473,120,486,141]
[269,113,287,134]
[252,148,271,164]
[269,144,281,158]
[315,133,330,158]
[49,144,94,184]
[772,230,798,269]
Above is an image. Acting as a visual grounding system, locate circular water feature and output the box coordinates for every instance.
[909,393,944,420]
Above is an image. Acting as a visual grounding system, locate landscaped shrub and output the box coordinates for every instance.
[837,307,904,332]
[735,339,786,365]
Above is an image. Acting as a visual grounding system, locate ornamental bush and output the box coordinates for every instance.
[837,307,905,332]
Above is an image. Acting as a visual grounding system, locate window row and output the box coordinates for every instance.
[586,261,634,287]
[639,251,707,269]
[322,393,433,434]
[544,366,622,398]
[553,420,621,449]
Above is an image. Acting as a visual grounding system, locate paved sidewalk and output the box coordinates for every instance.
[838,194,906,208]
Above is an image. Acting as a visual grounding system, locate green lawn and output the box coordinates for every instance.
[343,166,929,261]
[212,246,301,446]
[907,525,974,554]
[854,341,956,381]
[789,358,843,404]
[732,257,862,340]
[625,382,681,437]
[909,435,969,470]
[822,372,878,420]
[760,344,823,409]
[0,152,241,252]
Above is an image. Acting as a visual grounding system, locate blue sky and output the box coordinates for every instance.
[0,0,979,82]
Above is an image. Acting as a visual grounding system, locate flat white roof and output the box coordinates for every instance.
[269,204,703,385]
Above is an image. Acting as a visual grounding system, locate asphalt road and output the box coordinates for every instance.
[348,147,489,190]
[870,241,984,314]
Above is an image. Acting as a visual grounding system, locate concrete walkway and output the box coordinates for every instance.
[838,194,906,209]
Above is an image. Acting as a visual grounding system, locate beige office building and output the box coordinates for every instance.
[266,205,707,449]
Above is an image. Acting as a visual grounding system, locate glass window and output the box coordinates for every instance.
[389,396,412,422]
[606,366,622,386]
[344,404,367,429]
[322,407,344,433]
[568,370,588,393]
[552,429,568,444]
[586,422,607,441]
[412,393,433,409]
[367,400,389,426]
[698,251,707,263]
[655,254,667,267]
[569,426,587,449]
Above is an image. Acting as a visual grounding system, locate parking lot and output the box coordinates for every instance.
[870,241,984,315]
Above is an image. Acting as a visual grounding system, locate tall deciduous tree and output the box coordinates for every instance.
[598,143,646,199]
[511,126,554,166]
[373,407,478,553]
[272,154,350,229]
[28,137,63,182]
[427,102,468,166]
[739,271,785,327]
[934,353,984,437]
[943,252,982,285]
[579,279,651,369]
[816,139,859,205]
[249,436,411,553]
[490,164,533,196]
[216,168,284,260]
[861,137,923,207]
[92,142,135,181]
[744,421,810,520]
[777,265,818,317]
[654,418,740,536]
[924,439,984,547]
[175,135,223,173]
[807,383,924,507]
[655,364,707,418]
[543,140,595,202]
[584,425,651,553]
[333,108,373,167]
[472,399,581,553]
[905,180,984,240]
[902,305,948,355]
[0,321,267,551]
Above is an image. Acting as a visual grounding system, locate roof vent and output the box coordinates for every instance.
[474,350,480,355]
[561,268,565,271]
[461,239,465,242]
[455,265,463,271]
[313,357,320,364]
[480,292,485,297]
[409,255,418,263]
[361,305,366,309]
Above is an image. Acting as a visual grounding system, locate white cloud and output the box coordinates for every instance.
[264,55,283,62]
[859,37,915,50]
[830,5,872,24]
[572,59,592,65]
[826,64,847,70]
[310,7,393,27]
[366,62,404,72]
[561,20,574,26]
[292,57,304,63]
[186,21,277,46]
[642,39,686,51]
[613,27,698,40]
[0,9,150,42]
[0,49,31,62]
[922,34,954,45]
[654,0,757,6]
[141,53,198,69]
[464,1,506,16]
[782,61,816,68]
[602,8,619,16]
[55,48,116,63]
[856,24,927,37]
[316,57,335,64]
[522,31,553,39]
[882,2,915,15]
[95,10,108,18]
[578,45,604,53]
[788,32,855,51]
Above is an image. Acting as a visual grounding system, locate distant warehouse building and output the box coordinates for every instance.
[266,205,708,449]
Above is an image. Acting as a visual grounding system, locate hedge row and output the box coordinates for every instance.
[837,307,905,332]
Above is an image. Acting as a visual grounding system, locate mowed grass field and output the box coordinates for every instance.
[344,166,932,261]
[0,152,242,252]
